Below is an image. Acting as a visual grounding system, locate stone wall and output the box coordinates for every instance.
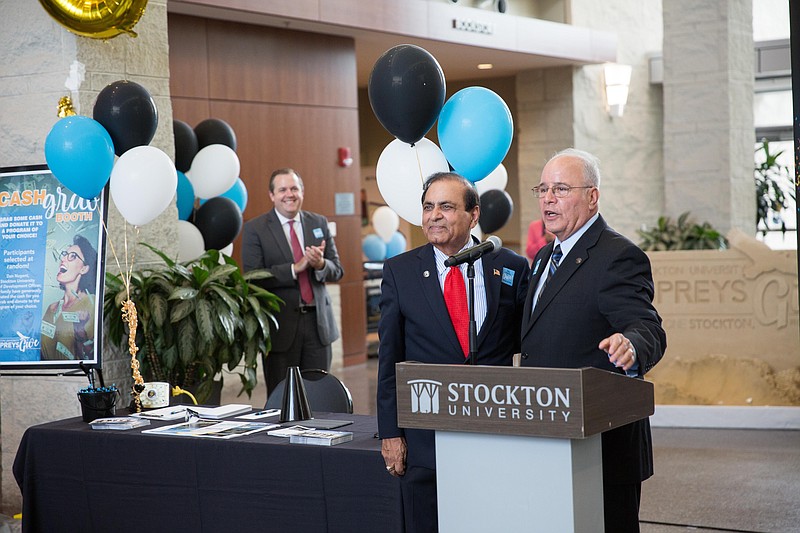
[0,0,174,515]
[663,0,755,235]
[516,67,576,240]
[516,0,667,244]
[569,0,666,241]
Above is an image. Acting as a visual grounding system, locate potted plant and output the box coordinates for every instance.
[103,245,281,404]
[755,138,795,237]
[637,211,728,251]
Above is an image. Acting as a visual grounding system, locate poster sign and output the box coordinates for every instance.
[0,165,107,370]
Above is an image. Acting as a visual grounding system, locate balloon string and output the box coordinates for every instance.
[414,144,424,186]
[122,299,144,412]
[101,219,139,300]
[100,217,143,410]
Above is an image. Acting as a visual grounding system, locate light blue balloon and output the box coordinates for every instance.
[198,177,248,213]
[362,234,387,261]
[385,232,407,259]
[176,171,195,220]
[437,87,513,183]
[219,177,248,213]
[44,115,115,199]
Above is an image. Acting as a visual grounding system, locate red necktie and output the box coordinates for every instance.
[444,266,469,358]
[288,220,314,304]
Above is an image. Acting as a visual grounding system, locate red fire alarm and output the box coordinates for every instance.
[338,147,353,167]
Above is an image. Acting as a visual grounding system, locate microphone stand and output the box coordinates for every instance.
[466,260,477,365]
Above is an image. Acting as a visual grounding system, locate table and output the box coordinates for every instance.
[13,413,403,533]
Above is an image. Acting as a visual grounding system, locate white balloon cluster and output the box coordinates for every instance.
[186,144,240,200]
[376,138,449,226]
[110,146,178,227]
[362,205,407,261]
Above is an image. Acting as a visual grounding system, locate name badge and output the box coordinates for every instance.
[501,267,515,286]
[313,228,324,239]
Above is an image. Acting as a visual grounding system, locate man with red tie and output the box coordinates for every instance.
[377,172,529,533]
[242,168,343,397]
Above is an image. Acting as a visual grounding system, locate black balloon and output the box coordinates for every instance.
[479,189,513,234]
[194,118,237,151]
[93,80,157,156]
[193,197,243,250]
[173,119,198,172]
[368,45,445,145]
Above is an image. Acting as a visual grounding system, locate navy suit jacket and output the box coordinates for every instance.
[520,215,666,484]
[241,209,343,351]
[377,242,530,470]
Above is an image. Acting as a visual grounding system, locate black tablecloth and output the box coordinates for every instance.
[13,413,403,533]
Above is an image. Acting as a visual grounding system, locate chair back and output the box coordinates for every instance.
[265,369,354,414]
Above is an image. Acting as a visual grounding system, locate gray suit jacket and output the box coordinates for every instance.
[241,209,343,351]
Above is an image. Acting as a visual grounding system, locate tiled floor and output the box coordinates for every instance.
[224,358,800,533]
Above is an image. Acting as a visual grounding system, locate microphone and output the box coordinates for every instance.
[444,236,502,267]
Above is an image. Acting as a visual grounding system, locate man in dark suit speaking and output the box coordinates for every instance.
[377,172,529,532]
[521,148,667,532]
[242,168,343,396]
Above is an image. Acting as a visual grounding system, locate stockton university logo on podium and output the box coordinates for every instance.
[408,379,442,414]
[395,362,655,439]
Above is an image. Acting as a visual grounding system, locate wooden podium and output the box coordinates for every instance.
[395,362,655,533]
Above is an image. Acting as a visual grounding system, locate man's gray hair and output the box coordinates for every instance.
[549,148,601,187]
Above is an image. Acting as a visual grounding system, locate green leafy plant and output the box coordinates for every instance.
[104,244,281,404]
[637,212,728,251]
[755,138,795,237]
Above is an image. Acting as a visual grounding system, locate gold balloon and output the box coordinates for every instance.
[38,0,148,40]
[57,96,77,117]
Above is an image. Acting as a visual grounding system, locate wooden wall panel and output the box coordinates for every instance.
[207,20,358,108]
[168,15,210,99]
[171,97,211,127]
[168,14,367,365]
[207,101,360,221]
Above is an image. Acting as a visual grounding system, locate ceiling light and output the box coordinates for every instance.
[477,63,493,70]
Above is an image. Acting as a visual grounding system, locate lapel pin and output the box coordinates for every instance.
[575,258,583,264]
[493,269,500,276]
[423,270,430,278]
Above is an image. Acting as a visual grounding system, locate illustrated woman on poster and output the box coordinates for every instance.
[40,235,97,360]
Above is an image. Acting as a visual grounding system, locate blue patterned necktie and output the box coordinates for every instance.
[535,244,562,309]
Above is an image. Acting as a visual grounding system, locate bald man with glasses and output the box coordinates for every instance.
[520,148,667,532]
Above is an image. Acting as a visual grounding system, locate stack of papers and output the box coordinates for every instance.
[267,425,314,437]
[289,430,354,446]
[142,420,278,439]
[136,404,252,420]
[90,417,151,430]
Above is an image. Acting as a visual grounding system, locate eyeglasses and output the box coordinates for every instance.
[531,184,594,198]
[60,250,85,263]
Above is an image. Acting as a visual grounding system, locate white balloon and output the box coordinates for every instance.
[376,138,449,226]
[177,220,205,262]
[372,206,400,242]
[220,243,234,256]
[475,163,508,196]
[110,146,178,227]
[187,144,240,199]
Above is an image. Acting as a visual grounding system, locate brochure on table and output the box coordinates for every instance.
[289,429,354,446]
[90,417,151,430]
[135,403,252,420]
[143,419,278,439]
